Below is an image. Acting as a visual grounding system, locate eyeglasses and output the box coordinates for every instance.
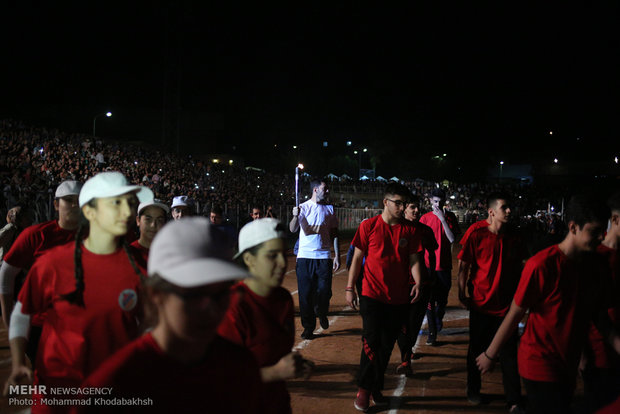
[385,198,405,207]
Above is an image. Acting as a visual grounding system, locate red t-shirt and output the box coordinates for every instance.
[419,211,460,271]
[459,219,490,246]
[587,244,620,369]
[18,242,144,412]
[352,215,423,305]
[76,333,263,413]
[514,245,609,382]
[457,227,528,316]
[409,221,438,285]
[129,240,149,270]
[3,220,75,269]
[596,394,620,414]
[218,283,294,414]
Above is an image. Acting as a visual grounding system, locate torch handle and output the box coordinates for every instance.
[295,168,299,207]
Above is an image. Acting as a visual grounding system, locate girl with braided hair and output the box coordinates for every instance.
[3,172,152,413]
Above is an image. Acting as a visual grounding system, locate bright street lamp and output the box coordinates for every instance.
[93,112,112,137]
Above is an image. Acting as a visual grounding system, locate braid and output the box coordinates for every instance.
[122,237,146,284]
[61,219,88,307]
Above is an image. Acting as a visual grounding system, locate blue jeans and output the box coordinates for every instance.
[296,258,333,330]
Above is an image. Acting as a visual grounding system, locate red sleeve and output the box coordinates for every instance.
[352,218,371,254]
[3,225,40,268]
[514,257,543,309]
[457,231,476,262]
[17,259,54,316]
[446,212,461,237]
[216,289,246,346]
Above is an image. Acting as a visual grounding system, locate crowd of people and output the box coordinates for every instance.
[2,119,571,230]
[1,119,618,413]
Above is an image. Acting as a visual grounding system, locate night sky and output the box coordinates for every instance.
[2,2,618,178]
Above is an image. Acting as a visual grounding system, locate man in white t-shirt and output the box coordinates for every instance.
[290,178,340,339]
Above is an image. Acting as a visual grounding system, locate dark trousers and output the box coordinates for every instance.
[296,258,333,330]
[523,378,574,414]
[582,364,620,413]
[397,285,431,362]
[357,295,408,391]
[426,270,451,336]
[467,308,521,406]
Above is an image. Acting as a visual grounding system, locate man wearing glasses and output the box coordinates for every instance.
[345,182,425,411]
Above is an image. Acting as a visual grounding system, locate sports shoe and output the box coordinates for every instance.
[301,329,315,340]
[396,361,414,377]
[467,391,482,405]
[508,404,525,413]
[354,388,370,412]
[371,390,389,406]
[319,316,329,330]
[426,335,437,346]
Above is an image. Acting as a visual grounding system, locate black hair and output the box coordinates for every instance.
[310,178,324,192]
[430,187,446,200]
[235,243,263,269]
[211,205,223,216]
[486,192,511,210]
[407,194,420,207]
[61,199,145,307]
[607,191,620,213]
[384,182,410,199]
[564,193,610,229]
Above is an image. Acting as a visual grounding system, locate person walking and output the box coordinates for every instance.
[219,218,314,414]
[420,187,460,345]
[3,172,152,412]
[457,193,527,412]
[477,193,620,414]
[289,178,340,339]
[130,199,169,269]
[396,194,438,377]
[75,217,263,413]
[345,182,424,412]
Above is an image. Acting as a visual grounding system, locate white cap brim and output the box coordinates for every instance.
[80,185,153,207]
[138,201,170,215]
[157,257,249,288]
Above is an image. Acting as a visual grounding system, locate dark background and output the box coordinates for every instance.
[1,2,618,180]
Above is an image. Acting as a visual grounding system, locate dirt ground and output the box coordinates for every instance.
[0,239,585,413]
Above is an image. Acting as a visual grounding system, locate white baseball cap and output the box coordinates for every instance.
[148,217,249,287]
[234,218,286,259]
[138,199,170,215]
[171,195,191,209]
[79,172,153,208]
[55,180,82,198]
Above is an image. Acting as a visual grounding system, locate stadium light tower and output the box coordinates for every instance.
[93,112,112,137]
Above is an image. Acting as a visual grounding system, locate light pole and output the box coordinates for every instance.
[499,161,504,181]
[93,112,112,137]
[353,148,367,178]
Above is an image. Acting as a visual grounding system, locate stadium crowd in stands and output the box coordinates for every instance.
[1,118,566,236]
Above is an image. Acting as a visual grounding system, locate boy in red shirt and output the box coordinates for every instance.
[345,183,424,412]
[396,195,438,377]
[129,199,169,269]
[582,191,620,412]
[477,193,620,414]
[420,188,460,345]
[458,193,527,412]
